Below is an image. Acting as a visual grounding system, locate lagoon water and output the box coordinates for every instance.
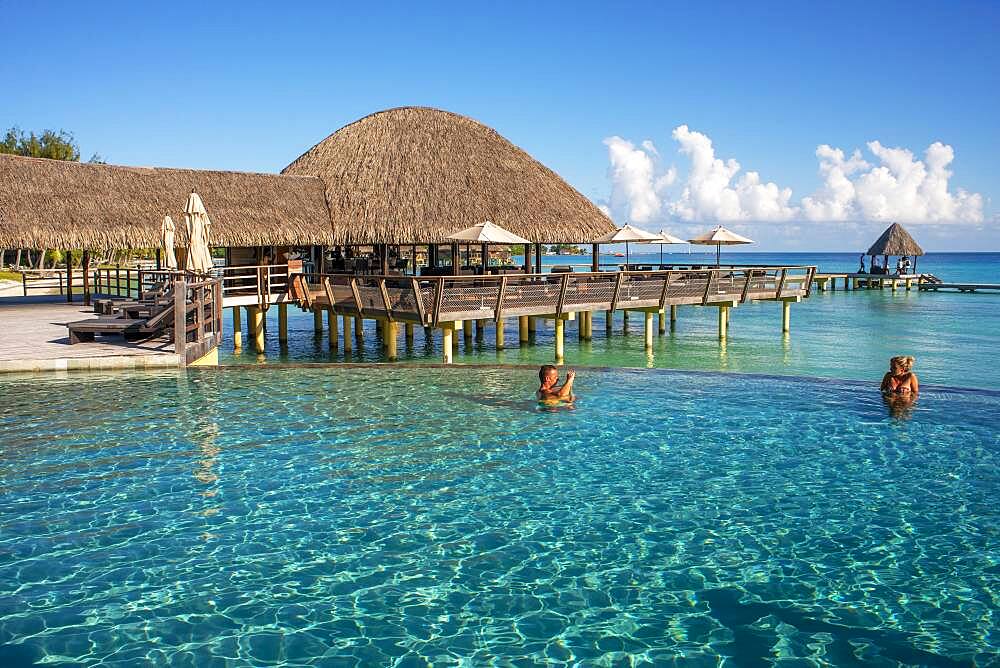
[224,253,1000,390]
[1,367,997,666]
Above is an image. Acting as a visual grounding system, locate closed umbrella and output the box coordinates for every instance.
[184,191,214,274]
[688,226,753,266]
[160,215,178,270]
[592,224,661,269]
[638,229,686,266]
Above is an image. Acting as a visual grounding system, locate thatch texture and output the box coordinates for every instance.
[283,107,614,244]
[867,222,924,256]
[0,154,332,249]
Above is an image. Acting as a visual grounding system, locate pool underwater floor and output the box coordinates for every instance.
[0,365,996,666]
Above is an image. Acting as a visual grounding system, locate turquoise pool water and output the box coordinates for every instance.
[224,286,1000,390]
[1,367,997,665]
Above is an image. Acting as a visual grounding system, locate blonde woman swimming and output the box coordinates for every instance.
[881,356,919,395]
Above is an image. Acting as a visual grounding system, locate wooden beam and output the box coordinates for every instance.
[555,273,569,318]
[702,270,717,306]
[432,278,445,327]
[494,275,508,323]
[609,272,625,312]
[379,278,394,321]
[776,269,787,299]
[411,278,427,326]
[658,271,672,309]
[232,306,242,349]
[349,276,364,316]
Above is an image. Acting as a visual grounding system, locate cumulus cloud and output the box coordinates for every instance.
[669,125,797,222]
[601,126,986,225]
[804,141,984,223]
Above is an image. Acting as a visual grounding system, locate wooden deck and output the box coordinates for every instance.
[0,299,179,373]
[918,282,1000,293]
[292,266,815,325]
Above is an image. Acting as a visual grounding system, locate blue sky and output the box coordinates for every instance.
[2,1,998,250]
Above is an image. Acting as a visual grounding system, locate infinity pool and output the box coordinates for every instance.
[0,367,997,666]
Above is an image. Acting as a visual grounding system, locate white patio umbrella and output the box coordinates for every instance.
[160,215,178,269]
[183,191,214,274]
[591,224,661,269]
[447,221,529,271]
[688,225,754,266]
[446,220,529,245]
[639,229,687,266]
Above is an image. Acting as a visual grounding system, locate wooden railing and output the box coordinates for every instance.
[293,266,816,326]
[172,277,223,365]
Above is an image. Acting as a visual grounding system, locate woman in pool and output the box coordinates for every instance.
[537,365,575,404]
[881,355,919,395]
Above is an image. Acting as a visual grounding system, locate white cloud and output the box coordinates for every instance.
[669,125,797,222]
[601,127,986,225]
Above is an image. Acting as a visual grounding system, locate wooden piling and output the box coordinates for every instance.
[385,320,398,361]
[644,311,654,349]
[232,306,242,349]
[496,319,505,349]
[718,305,728,340]
[249,306,265,353]
[405,322,414,342]
[278,304,288,344]
[475,319,485,341]
[554,317,564,362]
[342,315,352,351]
[328,308,338,349]
[463,319,473,343]
[658,310,665,335]
[314,308,323,333]
[606,310,613,333]
[782,301,791,333]
[442,323,454,363]
[354,316,363,339]
[519,316,529,343]
[670,305,677,330]
[528,316,536,334]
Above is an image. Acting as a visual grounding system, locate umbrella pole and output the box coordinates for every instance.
[659,244,663,267]
[716,244,721,266]
[626,241,629,270]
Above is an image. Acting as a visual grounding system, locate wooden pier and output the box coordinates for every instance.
[918,282,1000,293]
[286,265,815,363]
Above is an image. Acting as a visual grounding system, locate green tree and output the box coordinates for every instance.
[1,127,81,161]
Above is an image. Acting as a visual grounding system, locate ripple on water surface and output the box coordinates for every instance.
[0,367,997,666]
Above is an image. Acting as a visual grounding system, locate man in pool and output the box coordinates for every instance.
[537,365,576,403]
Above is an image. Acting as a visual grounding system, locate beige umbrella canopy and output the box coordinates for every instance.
[446,220,529,245]
[688,225,754,265]
[592,224,661,268]
[639,229,687,265]
[184,191,214,274]
[160,215,178,270]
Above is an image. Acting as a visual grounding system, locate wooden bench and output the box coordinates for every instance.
[67,318,147,344]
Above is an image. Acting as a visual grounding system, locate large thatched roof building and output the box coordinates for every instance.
[283,107,613,244]
[0,107,613,250]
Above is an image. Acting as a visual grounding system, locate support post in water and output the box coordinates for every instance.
[463,319,473,344]
[342,315,352,352]
[385,320,398,361]
[405,322,414,342]
[314,308,323,333]
[644,311,654,349]
[519,316,529,343]
[783,301,791,333]
[452,320,462,351]
[496,319,505,349]
[528,316,536,334]
[355,316,363,339]
[249,306,265,353]
[441,322,454,363]
[328,308,338,349]
[232,306,242,349]
[278,303,288,345]
[554,317,564,363]
[658,309,665,335]
[670,304,677,330]
[718,305,729,340]
[606,310,613,333]
[476,319,485,341]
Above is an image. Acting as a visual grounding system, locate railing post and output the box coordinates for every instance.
[378,278,394,320]
[432,278,444,327]
[740,269,753,304]
[411,278,427,326]
[115,265,121,297]
[197,285,206,343]
[555,273,569,318]
[173,279,186,359]
[495,276,508,322]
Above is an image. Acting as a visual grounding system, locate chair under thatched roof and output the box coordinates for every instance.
[282,106,614,245]
[866,222,924,257]
[0,154,333,250]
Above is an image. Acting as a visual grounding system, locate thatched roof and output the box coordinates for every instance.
[282,106,614,244]
[0,154,332,249]
[867,222,924,257]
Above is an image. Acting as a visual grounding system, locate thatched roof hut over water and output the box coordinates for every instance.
[0,107,613,249]
[282,107,614,244]
[867,222,925,257]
